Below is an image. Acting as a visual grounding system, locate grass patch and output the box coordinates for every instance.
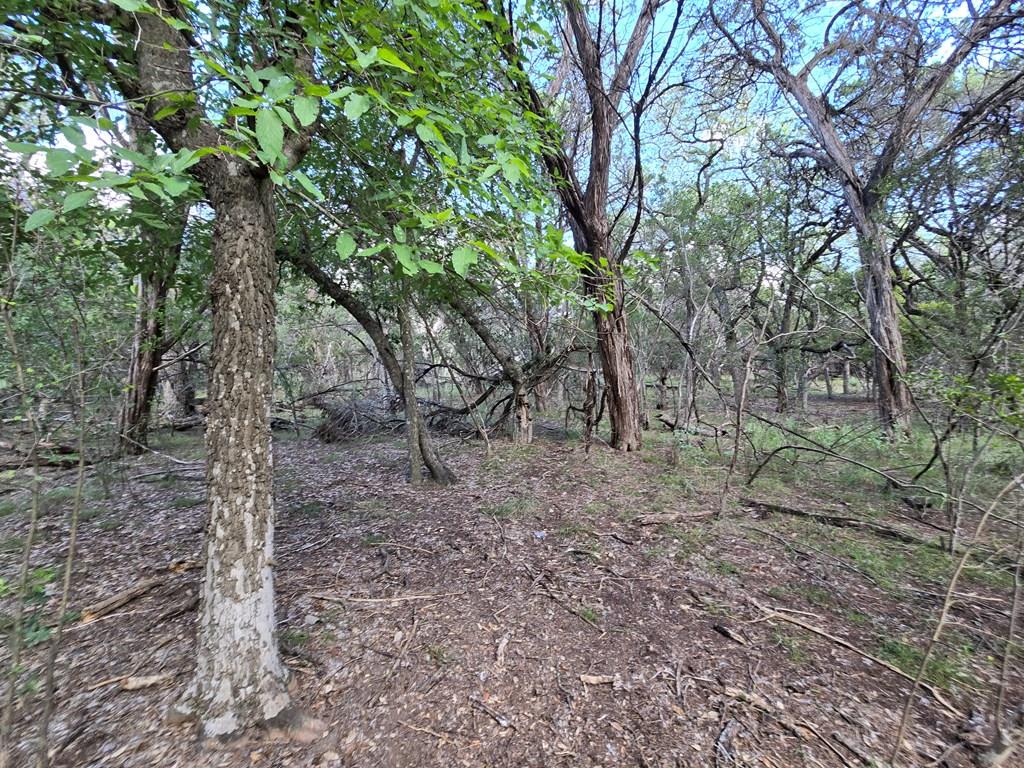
[792,583,834,607]
[576,605,601,624]
[170,496,203,509]
[280,629,310,649]
[290,500,325,517]
[708,558,742,576]
[773,627,809,665]
[425,644,453,666]
[483,495,536,520]
[557,521,593,537]
[0,498,21,518]
[877,637,975,689]
[656,472,694,495]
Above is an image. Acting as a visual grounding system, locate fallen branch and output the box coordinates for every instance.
[79,577,164,624]
[311,592,460,604]
[752,601,964,719]
[740,497,931,548]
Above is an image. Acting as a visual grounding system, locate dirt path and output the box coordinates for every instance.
[0,433,1017,767]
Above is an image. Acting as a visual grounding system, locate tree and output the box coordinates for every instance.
[6,0,325,738]
[493,0,686,450]
[711,0,1023,434]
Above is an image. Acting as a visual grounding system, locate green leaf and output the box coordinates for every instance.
[60,124,86,146]
[343,93,371,121]
[24,209,56,231]
[273,105,297,132]
[293,170,324,200]
[293,95,319,127]
[255,109,284,161]
[6,142,41,154]
[392,224,406,243]
[357,244,388,259]
[45,149,77,177]
[451,245,478,277]
[162,176,191,196]
[111,0,145,9]
[356,46,378,69]
[376,47,414,72]
[62,190,95,212]
[153,104,181,121]
[335,232,357,260]
[392,243,418,275]
[418,259,444,274]
[163,16,193,32]
[415,122,439,145]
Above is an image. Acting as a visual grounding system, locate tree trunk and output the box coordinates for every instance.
[117,270,173,455]
[162,353,198,421]
[797,350,810,411]
[533,380,549,413]
[655,367,668,411]
[824,361,834,399]
[859,218,913,435]
[398,292,424,485]
[512,384,533,444]
[842,359,851,395]
[576,234,642,451]
[288,253,456,484]
[175,177,294,739]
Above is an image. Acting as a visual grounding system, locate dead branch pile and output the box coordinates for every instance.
[313,396,403,442]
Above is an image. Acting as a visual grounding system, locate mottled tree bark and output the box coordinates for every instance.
[162,353,198,421]
[174,177,293,739]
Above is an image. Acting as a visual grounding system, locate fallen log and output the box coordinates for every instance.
[739,497,929,547]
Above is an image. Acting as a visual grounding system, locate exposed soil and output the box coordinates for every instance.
[0,421,1020,767]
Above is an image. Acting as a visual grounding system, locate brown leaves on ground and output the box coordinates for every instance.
[0,431,1018,767]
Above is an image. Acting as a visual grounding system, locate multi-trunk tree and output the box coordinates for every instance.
[712,0,1023,434]
[493,0,688,451]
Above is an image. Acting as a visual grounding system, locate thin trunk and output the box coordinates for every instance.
[655,367,668,411]
[824,361,834,399]
[174,178,294,739]
[797,351,810,410]
[289,253,455,484]
[842,359,851,395]
[512,384,533,444]
[398,291,424,485]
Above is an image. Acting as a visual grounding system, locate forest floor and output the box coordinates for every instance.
[1,397,1021,767]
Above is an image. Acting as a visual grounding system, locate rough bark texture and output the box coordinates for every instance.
[179,177,292,738]
[586,269,643,451]
[857,215,913,434]
[66,0,323,741]
[162,354,199,421]
[117,270,173,455]
[497,0,658,452]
